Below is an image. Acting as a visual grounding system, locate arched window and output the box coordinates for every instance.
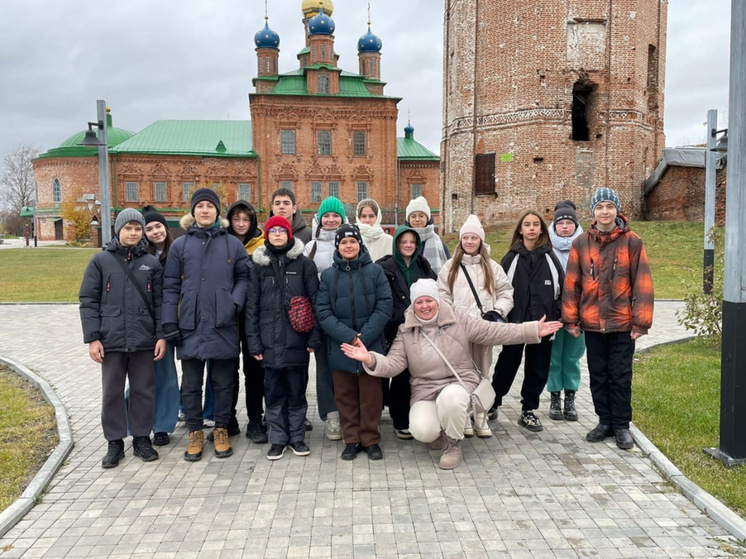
[52,178,61,202]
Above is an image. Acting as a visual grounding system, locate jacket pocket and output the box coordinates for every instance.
[178,290,196,330]
[215,288,237,328]
[100,306,121,339]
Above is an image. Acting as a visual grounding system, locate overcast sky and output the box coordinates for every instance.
[0,0,732,162]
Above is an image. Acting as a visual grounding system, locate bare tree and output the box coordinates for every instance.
[0,144,39,213]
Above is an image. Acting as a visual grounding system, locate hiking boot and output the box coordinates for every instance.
[213,428,233,458]
[184,430,204,461]
[487,406,498,422]
[102,439,125,469]
[152,432,170,446]
[325,411,343,441]
[290,440,310,456]
[395,428,413,440]
[246,418,269,444]
[303,417,313,431]
[614,428,634,450]
[586,423,613,442]
[428,433,444,450]
[474,412,493,438]
[563,390,578,421]
[549,392,563,421]
[267,444,286,461]
[439,436,462,470]
[341,443,361,460]
[518,410,544,432]
[364,443,383,460]
[133,436,159,462]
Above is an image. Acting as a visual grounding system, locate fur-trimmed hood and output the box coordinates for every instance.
[252,239,306,267]
[180,213,229,230]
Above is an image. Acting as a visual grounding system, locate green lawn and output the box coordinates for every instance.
[633,337,746,517]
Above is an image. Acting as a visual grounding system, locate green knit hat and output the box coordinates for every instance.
[318,196,345,219]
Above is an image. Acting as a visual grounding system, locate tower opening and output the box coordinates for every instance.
[572,81,595,141]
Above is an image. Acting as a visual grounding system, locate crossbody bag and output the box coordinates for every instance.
[459,264,504,323]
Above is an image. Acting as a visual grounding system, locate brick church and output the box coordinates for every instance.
[32,0,439,241]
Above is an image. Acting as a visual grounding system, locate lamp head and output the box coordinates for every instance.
[712,130,728,153]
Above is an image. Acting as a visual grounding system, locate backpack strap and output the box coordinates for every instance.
[107,251,155,321]
[544,253,560,300]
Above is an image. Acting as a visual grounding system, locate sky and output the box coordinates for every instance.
[0,0,732,162]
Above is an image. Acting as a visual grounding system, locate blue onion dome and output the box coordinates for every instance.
[404,123,414,135]
[309,7,335,35]
[254,21,280,48]
[357,26,382,53]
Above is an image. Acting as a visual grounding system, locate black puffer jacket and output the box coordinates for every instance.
[245,239,321,368]
[79,236,163,351]
[500,243,564,326]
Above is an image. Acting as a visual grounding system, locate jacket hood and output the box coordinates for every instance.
[332,244,373,269]
[549,221,584,252]
[268,207,310,234]
[252,238,306,266]
[180,213,229,230]
[510,241,552,258]
[401,299,457,331]
[392,225,424,266]
[227,200,260,241]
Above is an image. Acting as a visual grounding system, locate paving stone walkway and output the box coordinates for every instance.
[0,302,742,558]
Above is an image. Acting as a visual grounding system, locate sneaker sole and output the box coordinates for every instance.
[325,432,343,441]
[291,447,311,457]
[134,450,159,462]
[101,452,125,469]
[183,452,202,462]
[616,441,634,450]
[549,413,564,421]
[395,432,414,440]
[475,430,493,438]
[267,450,286,461]
[152,438,170,446]
[518,421,544,432]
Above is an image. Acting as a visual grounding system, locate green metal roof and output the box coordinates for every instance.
[110,120,255,158]
[37,127,136,159]
[260,68,395,98]
[397,137,439,161]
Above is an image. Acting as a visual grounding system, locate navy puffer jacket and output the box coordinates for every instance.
[79,236,163,352]
[245,239,321,368]
[316,246,393,374]
[162,215,250,360]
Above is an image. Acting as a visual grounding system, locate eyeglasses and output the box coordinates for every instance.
[267,227,287,234]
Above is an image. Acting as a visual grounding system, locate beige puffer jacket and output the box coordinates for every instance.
[438,254,514,320]
[364,303,539,404]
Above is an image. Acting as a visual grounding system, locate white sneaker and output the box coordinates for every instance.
[203,419,215,428]
[325,411,342,441]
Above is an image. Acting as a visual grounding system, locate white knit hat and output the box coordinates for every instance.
[459,214,485,242]
[410,278,440,304]
[405,196,431,221]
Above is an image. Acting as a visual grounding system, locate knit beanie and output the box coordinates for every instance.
[589,187,621,214]
[141,205,168,228]
[553,200,579,227]
[410,278,440,304]
[405,196,431,221]
[459,214,485,242]
[114,208,146,236]
[190,188,221,216]
[264,215,293,241]
[318,196,345,219]
[334,224,363,248]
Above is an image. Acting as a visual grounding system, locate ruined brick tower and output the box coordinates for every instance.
[441,0,667,232]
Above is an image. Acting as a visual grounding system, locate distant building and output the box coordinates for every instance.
[440,0,667,231]
[32,0,439,241]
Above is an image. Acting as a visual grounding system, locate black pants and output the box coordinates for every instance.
[388,368,412,430]
[230,314,265,425]
[264,366,308,446]
[101,350,154,441]
[182,358,234,432]
[585,331,635,429]
[492,339,553,411]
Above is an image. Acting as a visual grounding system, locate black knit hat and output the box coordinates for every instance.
[334,224,363,248]
[553,200,579,227]
[141,205,168,228]
[190,188,221,216]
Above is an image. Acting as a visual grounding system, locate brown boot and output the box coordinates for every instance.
[438,436,462,470]
[213,428,233,458]
[184,430,204,462]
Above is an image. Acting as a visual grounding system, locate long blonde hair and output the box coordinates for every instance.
[447,241,496,295]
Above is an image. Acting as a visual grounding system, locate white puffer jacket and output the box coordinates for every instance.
[302,217,340,277]
[437,254,514,320]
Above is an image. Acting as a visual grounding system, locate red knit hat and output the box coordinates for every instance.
[264,215,292,241]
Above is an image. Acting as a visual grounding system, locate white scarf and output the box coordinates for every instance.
[413,224,448,275]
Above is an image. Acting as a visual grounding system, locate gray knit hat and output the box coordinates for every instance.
[589,187,621,214]
[114,208,146,235]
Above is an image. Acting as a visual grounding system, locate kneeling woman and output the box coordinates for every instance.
[342,279,561,470]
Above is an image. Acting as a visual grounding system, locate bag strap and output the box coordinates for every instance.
[545,253,561,300]
[108,252,154,321]
[459,264,485,314]
[420,330,471,393]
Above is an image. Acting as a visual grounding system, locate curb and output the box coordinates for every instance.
[0,356,74,539]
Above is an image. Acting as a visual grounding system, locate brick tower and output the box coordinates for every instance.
[441,0,667,232]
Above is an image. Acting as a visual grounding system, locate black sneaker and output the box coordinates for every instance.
[614,428,634,450]
[487,407,498,421]
[246,418,269,443]
[132,436,159,462]
[586,423,613,442]
[267,443,286,461]
[363,444,383,460]
[341,443,361,460]
[303,417,313,431]
[102,439,125,469]
[152,432,170,446]
[518,410,544,432]
[289,441,310,456]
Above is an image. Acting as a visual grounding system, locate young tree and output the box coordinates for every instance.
[0,144,39,214]
[61,185,95,244]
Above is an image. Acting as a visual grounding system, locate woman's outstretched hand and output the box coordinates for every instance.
[341,339,372,365]
[538,315,563,337]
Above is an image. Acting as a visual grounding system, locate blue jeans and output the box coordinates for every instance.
[152,343,180,433]
[315,334,337,421]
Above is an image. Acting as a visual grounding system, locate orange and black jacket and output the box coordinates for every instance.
[562,216,654,335]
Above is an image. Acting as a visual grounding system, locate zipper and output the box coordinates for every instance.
[590,258,595,281]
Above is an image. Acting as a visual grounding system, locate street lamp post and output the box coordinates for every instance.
[703,109,718,294]
[78,100,111,246]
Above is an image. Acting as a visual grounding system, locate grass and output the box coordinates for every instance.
[632,337,746,517]
[442,219,705,300]
[0,365,58,512]
[0,248,97,302]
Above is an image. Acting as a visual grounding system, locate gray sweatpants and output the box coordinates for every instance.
[102,350,155,440]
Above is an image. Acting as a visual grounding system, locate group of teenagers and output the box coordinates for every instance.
[79,184,654,471]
